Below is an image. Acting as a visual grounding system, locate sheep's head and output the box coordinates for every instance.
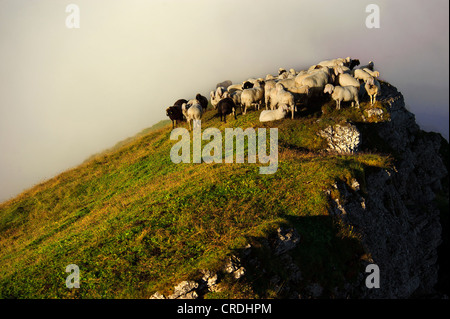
[216,87,225,97]
[254,79,265,88]
[334,66,343,76]
[242,81,253,90]
[349,59,360,70]
[324,84,334,94]
[278,72,288,79]
[365,77,375,85]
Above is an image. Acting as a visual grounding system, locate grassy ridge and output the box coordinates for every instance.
[0,98,392,298]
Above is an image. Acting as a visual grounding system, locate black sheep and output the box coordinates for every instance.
[174,99,188,107]
[195,93,208,111]
[216,97,237,123]
[166,105,184,129]
[348,59,360,70]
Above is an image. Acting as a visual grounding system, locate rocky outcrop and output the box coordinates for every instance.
[149,227,302,299]
[318,123,361,154]
[150,280,199,299]
[328,82,448,298]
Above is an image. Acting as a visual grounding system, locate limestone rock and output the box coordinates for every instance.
[318,123,361,154]
[149,291,165,299]
[168,280,199,299]
[224,255,246,279]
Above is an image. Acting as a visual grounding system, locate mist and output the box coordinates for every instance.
[0,0,448,203]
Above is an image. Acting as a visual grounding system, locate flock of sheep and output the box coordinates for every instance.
[166,57,381,129]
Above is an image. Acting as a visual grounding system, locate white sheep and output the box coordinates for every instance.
[241,80,265,114]
[334,65,351,74]
[259,104,289,122]
[287,85,310,105]
[264,80,277,91]
[227,84,243,93]
[318,57,351,68]
[353,69,374,83]
[308,64,324,72]
[182,100,203,130]
[210,86,227,109]
[324,84,360,110]
[270,83,296,119]
[297,69,331,96]
[278,72,289,80]
[287,85,309,95]
[264,86,277,111]
[277,78,297,89]
[294,70,312,86]
[363,68,380,78]
[335,68,360,88]
[364,78,381,105]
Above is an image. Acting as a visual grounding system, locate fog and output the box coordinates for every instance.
[0,0,448,203]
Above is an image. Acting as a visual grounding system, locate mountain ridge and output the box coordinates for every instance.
[0,78,448,299]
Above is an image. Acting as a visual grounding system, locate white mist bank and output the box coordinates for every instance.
[0,0,448,203]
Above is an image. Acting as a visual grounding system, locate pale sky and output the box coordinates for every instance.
[0,0,448,202]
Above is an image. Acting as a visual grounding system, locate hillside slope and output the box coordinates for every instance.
[0,80,447,299]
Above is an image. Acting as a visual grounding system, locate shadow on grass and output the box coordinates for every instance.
[226,214,366,299]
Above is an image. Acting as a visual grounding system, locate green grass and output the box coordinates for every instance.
[0,97,393,299]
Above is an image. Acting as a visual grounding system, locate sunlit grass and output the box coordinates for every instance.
[0,98,393,298]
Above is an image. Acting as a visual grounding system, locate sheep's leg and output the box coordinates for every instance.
[243,105,247,115]
[336,100,340,110]
[373,94,377,105]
